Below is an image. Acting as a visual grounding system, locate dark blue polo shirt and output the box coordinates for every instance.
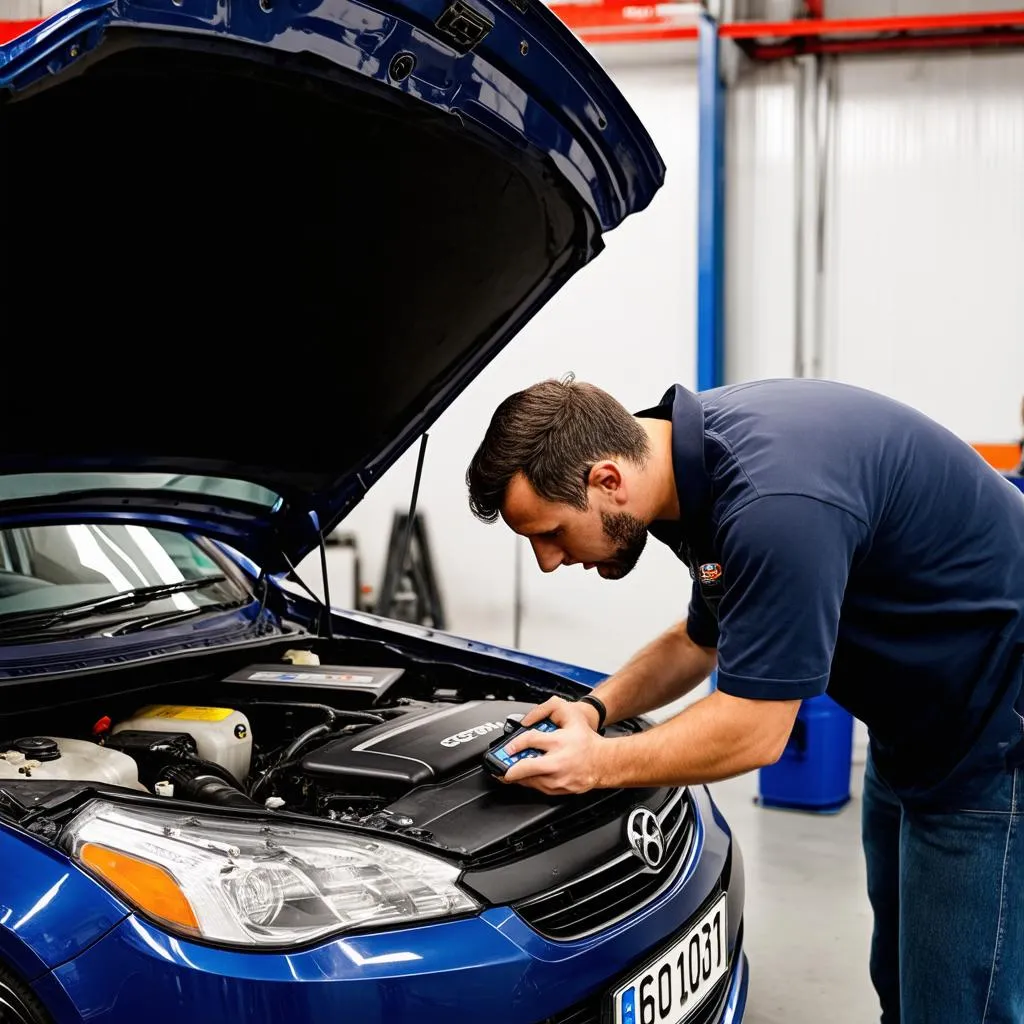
[642,380,1024,791]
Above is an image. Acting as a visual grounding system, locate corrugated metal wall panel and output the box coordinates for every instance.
[3,1,43,18]
[823,50,1024,440]
[725,61,800,383]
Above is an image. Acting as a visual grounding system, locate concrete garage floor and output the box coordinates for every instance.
[707,764,878,1023]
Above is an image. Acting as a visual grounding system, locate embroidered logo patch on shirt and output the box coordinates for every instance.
[698,562,723,586]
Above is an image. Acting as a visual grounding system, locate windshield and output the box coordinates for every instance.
[0,524,247,624]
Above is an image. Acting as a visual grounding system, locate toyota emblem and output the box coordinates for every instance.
[625,807,665,870]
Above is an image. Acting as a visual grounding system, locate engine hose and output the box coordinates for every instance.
[160,764,257,808]
[247,708,386,803]
[280,722,332,765]
[152,746,241,789]
[327,708,386,725]
[249,723,333,802]
[244,700,385,727]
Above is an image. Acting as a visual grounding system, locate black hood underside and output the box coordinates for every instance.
[0,33,593,567]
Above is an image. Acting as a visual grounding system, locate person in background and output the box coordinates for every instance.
[466,375,1024,1024]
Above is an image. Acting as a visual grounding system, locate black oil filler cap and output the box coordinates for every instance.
[13,737,61,762]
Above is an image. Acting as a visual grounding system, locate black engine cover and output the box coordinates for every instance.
[301,700,527,791]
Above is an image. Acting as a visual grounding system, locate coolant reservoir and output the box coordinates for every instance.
[111,705,252,783]
[0,737,146,790]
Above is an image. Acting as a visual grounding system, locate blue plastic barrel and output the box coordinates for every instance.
[757,693,854,813]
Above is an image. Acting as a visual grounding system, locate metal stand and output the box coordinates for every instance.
[375,511,447,629]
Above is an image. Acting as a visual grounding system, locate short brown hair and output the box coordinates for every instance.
[466,376,650,523]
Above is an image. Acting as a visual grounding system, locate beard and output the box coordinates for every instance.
[597,511,648,580]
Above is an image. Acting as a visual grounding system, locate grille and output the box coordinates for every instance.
[515,789,696,941]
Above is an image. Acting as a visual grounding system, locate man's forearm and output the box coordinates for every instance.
[596,689,801,788]
[590,621,717,725]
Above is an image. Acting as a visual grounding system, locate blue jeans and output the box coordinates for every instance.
[862,746,1023,1023]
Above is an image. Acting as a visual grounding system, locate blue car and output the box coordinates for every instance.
[0,2,747,1021]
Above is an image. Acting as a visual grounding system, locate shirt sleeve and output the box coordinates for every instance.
[685,581,721,649]
[713,494,867,701]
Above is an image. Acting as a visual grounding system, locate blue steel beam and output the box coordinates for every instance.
[696,14,726,392]
[697,15,725,694]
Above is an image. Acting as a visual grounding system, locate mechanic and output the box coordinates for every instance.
[465,375,1024,1024]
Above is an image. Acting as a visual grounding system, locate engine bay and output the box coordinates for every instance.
[0,650,648,860]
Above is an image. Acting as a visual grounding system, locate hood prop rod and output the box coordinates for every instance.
[395,433,430,605]
[317,528,333,638]
[318,526,333,641]
[289,433,429,639]
[279,524,333,640]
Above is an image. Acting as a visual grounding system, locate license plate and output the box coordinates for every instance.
[612,894,728,1024]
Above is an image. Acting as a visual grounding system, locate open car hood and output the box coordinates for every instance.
[0,0,664,573]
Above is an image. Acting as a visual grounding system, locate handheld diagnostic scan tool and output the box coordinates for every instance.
[483,718,558,777]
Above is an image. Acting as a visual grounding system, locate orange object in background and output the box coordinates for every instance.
[973,443,1022,472]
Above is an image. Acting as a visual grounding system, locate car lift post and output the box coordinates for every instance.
[697,12,725,689]
[696,12,725,396]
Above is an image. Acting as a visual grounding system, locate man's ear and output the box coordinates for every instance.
[587,461,627,503]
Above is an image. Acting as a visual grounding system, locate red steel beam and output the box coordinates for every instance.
[749,28,1024,59]
[573,8,1024,51]
[546,0,700,44]
[553,6,1024,48]
[547,4,698,32]
[720,10,1024,39]
[576,24,699,43]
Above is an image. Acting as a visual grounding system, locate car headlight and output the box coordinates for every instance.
[62,800,478,947]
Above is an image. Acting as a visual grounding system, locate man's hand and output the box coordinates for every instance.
[501,696,605,795]
[502,689,802,793]
[518,694,601,732]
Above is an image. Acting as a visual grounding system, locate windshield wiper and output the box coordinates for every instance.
[105,599,250,635]
[0,577,230,634]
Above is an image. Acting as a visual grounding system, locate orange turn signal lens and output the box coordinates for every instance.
[81,842,200,933]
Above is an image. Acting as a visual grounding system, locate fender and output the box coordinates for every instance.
[0,821,128,980]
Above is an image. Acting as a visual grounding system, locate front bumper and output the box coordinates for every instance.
[35,786,746,1024]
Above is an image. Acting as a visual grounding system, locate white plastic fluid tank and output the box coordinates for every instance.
[0,737,146,790]
[111,705,252,783]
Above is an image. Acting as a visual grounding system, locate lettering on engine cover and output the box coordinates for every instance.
[439,721,504,748]
[300,700,531,790]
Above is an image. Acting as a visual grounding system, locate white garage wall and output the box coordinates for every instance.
[4,1,44,17]
[725,60,800,384]
[320,58,703,682]
[728,49,1024,443]
[823,51,1024,441]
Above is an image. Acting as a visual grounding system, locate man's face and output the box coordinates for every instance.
[501,472,648,580]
